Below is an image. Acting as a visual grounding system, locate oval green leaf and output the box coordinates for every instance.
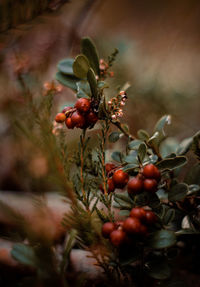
[56,72,78,91]
[73,54,90,79]
[81,37,100,75]
[168,183,188,202]
[57,58,74,75]
[147,229,176,249]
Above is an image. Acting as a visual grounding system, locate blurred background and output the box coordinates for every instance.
[0,1,200,286]
[0,0,200,193]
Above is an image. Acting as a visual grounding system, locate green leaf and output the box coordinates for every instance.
[56,72,78,91]
[176,137,193,155]
[128,139,143,150]
[145,258,171,280]
[73,54,90,79]
[154,115,171,133]
[187,184,200,195]
[124,151,138,164]
[122,163,139,172]
[163,208,175,225]
[160,137,179,158]
[111,151,124,163]
[87,68,98,99]
[60,229,77,273]
[11,244,36,267]
[156,156,187,171]
[138,143,147,162]
[108,131,120,143]
[114,192,134,204]
[168,183,188,202]
[81,37,100,75]
[137,129,149,141]
[97,81,109,89]
[57,58,74,75]
[76,80,91,95]
[147,229,176,249]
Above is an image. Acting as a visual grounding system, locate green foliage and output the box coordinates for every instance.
[147,230,176,249]
[81,37,100,75]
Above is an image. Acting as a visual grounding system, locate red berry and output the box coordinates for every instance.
[139,224,148,236]
[130,207,146,221]
[71,111,86,128]
[123,217,141,234]
[65,117,75,129]
[102,222,115,238]
[55,113,66,123]
[114,221,124,229]
[142,164,160,181]
[75,98,91,113]
[112,169,129,189]
[86,111,98,125]
[143,178,157,192]
[110,229,126,246]
[100,178,115,193]
[127,177,143,195]
[144,211,157,225]
[62,106,72,115]
[105,163,116,175]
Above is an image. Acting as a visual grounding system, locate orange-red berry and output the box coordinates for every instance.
[110,229,126,246]
[144,211,157,225]
[123,217,141,234]
[142,164,161,181]
[102,222,115,238]
[71,111,86,128]
[128,177,143,195]
[105,163,116,175]
[86,111,98,125]
[55,113,66,123]
[100,178,115,193]
[112,169,129,189]
[62,106,72,115]
[130,207,146,222]
[143,178,157,192]
[65,117,75,129]
[75,98,91,113]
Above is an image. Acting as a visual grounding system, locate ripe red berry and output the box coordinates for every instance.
[123,217,141,234]
[139,224,148,236]
[130,207,146,222]
[102,222,115,238]
[86,111,98,125]
[142,164,161,181]
[75,98,91,113]
[112,169,129,189]
[62,106,72,115]
[71,111,86,128]
[143,178,157,192]
[110,229,126,246]
[144,211,157,225]
[100,178,115,193]
[65,117,75,129]
[127,177,143,195]
[55,113,66,123]
[114,221,124,229]
[105,163,116,175]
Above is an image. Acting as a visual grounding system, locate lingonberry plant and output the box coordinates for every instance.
[10,37,200,287]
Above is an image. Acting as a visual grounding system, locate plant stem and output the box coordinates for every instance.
[80,129,90,212]
[112,120,135,140]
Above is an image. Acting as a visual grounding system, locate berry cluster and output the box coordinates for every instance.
[55,98,99,129]
[108,91,127,120]
[102,207,157,247]
[100,163,129,194]
[128,164,161,195]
